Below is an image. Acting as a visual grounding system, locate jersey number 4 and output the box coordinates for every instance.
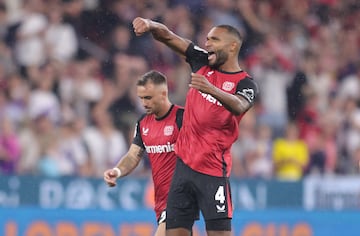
[215,186,225,204]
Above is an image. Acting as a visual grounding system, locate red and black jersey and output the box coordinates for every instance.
[175,43,259,177]
[133,104,184,219]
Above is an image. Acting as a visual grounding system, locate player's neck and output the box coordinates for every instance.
[155,102,172,119]
[218,60,241,73]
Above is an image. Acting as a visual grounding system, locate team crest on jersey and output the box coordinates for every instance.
[222,81,235,91]
[164,125,174,136]
[142,127,149,136]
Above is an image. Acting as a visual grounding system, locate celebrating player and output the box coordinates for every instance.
[133,17,259,236]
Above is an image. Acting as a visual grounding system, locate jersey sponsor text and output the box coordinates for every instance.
[199,91,223,106]
[145,142,175,154]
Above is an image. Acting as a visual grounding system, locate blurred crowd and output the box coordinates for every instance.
[0,0,359,180]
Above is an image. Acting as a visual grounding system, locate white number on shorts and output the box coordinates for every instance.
[158,210,166,224]
[215,186,225,204]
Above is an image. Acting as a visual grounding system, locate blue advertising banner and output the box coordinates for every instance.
[0,175,303,210]
[2,175,360,210]
[0,208,359,236]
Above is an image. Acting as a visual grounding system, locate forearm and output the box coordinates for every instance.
[149,21,173,42]
[211,87,251,115]
[148,20,190,56]
[114,152,143,177]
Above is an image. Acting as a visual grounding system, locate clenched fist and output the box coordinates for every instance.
[189,73,215,94]
[132,17,151,36]
[103,168,120,187]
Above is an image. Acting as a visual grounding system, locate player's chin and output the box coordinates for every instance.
[208,60,221,69]
[209,60,223,70]
[208,59,216,66]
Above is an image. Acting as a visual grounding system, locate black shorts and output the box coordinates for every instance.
[166,158,232,231]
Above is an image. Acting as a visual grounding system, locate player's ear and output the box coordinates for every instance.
[230,41,238,53]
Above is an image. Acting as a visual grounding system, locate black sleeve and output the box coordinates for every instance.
[235,77,259,105]
[132,114,146,149]
[185,43,209,72]
[175,108,184,130]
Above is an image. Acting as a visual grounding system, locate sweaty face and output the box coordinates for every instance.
[206,27,231,69]
[137,83,163,116]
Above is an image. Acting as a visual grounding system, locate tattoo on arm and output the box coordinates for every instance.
[119,145,144,176]
[136,148,145,159]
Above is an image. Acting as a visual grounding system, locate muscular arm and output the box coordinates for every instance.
[104,144,144,187]
[114,144,145,177]
[133,17,191,56]
[190,73,252,115]
[212,89,252,115]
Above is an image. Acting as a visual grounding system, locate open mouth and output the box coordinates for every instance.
[208,51,216,61]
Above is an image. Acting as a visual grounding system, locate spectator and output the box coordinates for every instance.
[273,122,309,180]
[14,0,48,73]
[5,73,30,128]
[286,50,314,121]
[0,116,21,174]
[17,112,58,175]
[44,3,78,63]
[231,109,257,177]
[56,120,91,176]
[27,63,61,124]
[250,123,273,178]
[82,107,128,177]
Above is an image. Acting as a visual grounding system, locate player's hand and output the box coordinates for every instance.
[103,169,118,187]
[132,17,151,36]
[189,73,215,94]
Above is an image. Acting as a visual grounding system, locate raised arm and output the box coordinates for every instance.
[132,17,191,56]
[103,144,144,187]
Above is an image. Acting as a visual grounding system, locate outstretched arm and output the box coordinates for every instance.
[132,17,191,56]
[103,144,144,187]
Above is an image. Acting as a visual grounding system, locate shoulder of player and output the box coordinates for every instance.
[239,74,256,83]
[137,113,154,126]
[222,71,257,86]
[137,113,147,122]
[211,70,256,86]
[237,74,259,89]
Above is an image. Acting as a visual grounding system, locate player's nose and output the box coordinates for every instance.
[205,39,212,48]
[140,98,147,106]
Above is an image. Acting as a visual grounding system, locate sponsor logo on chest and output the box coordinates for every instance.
[198,90,223,107]
[145,142,175,154]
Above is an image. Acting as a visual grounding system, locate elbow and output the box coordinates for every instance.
[232,105,250,116]
[235,111,242,116]
[229,106,243,116]
[232,109,242,116]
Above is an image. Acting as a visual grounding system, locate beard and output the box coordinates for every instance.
[209,50,228,69]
